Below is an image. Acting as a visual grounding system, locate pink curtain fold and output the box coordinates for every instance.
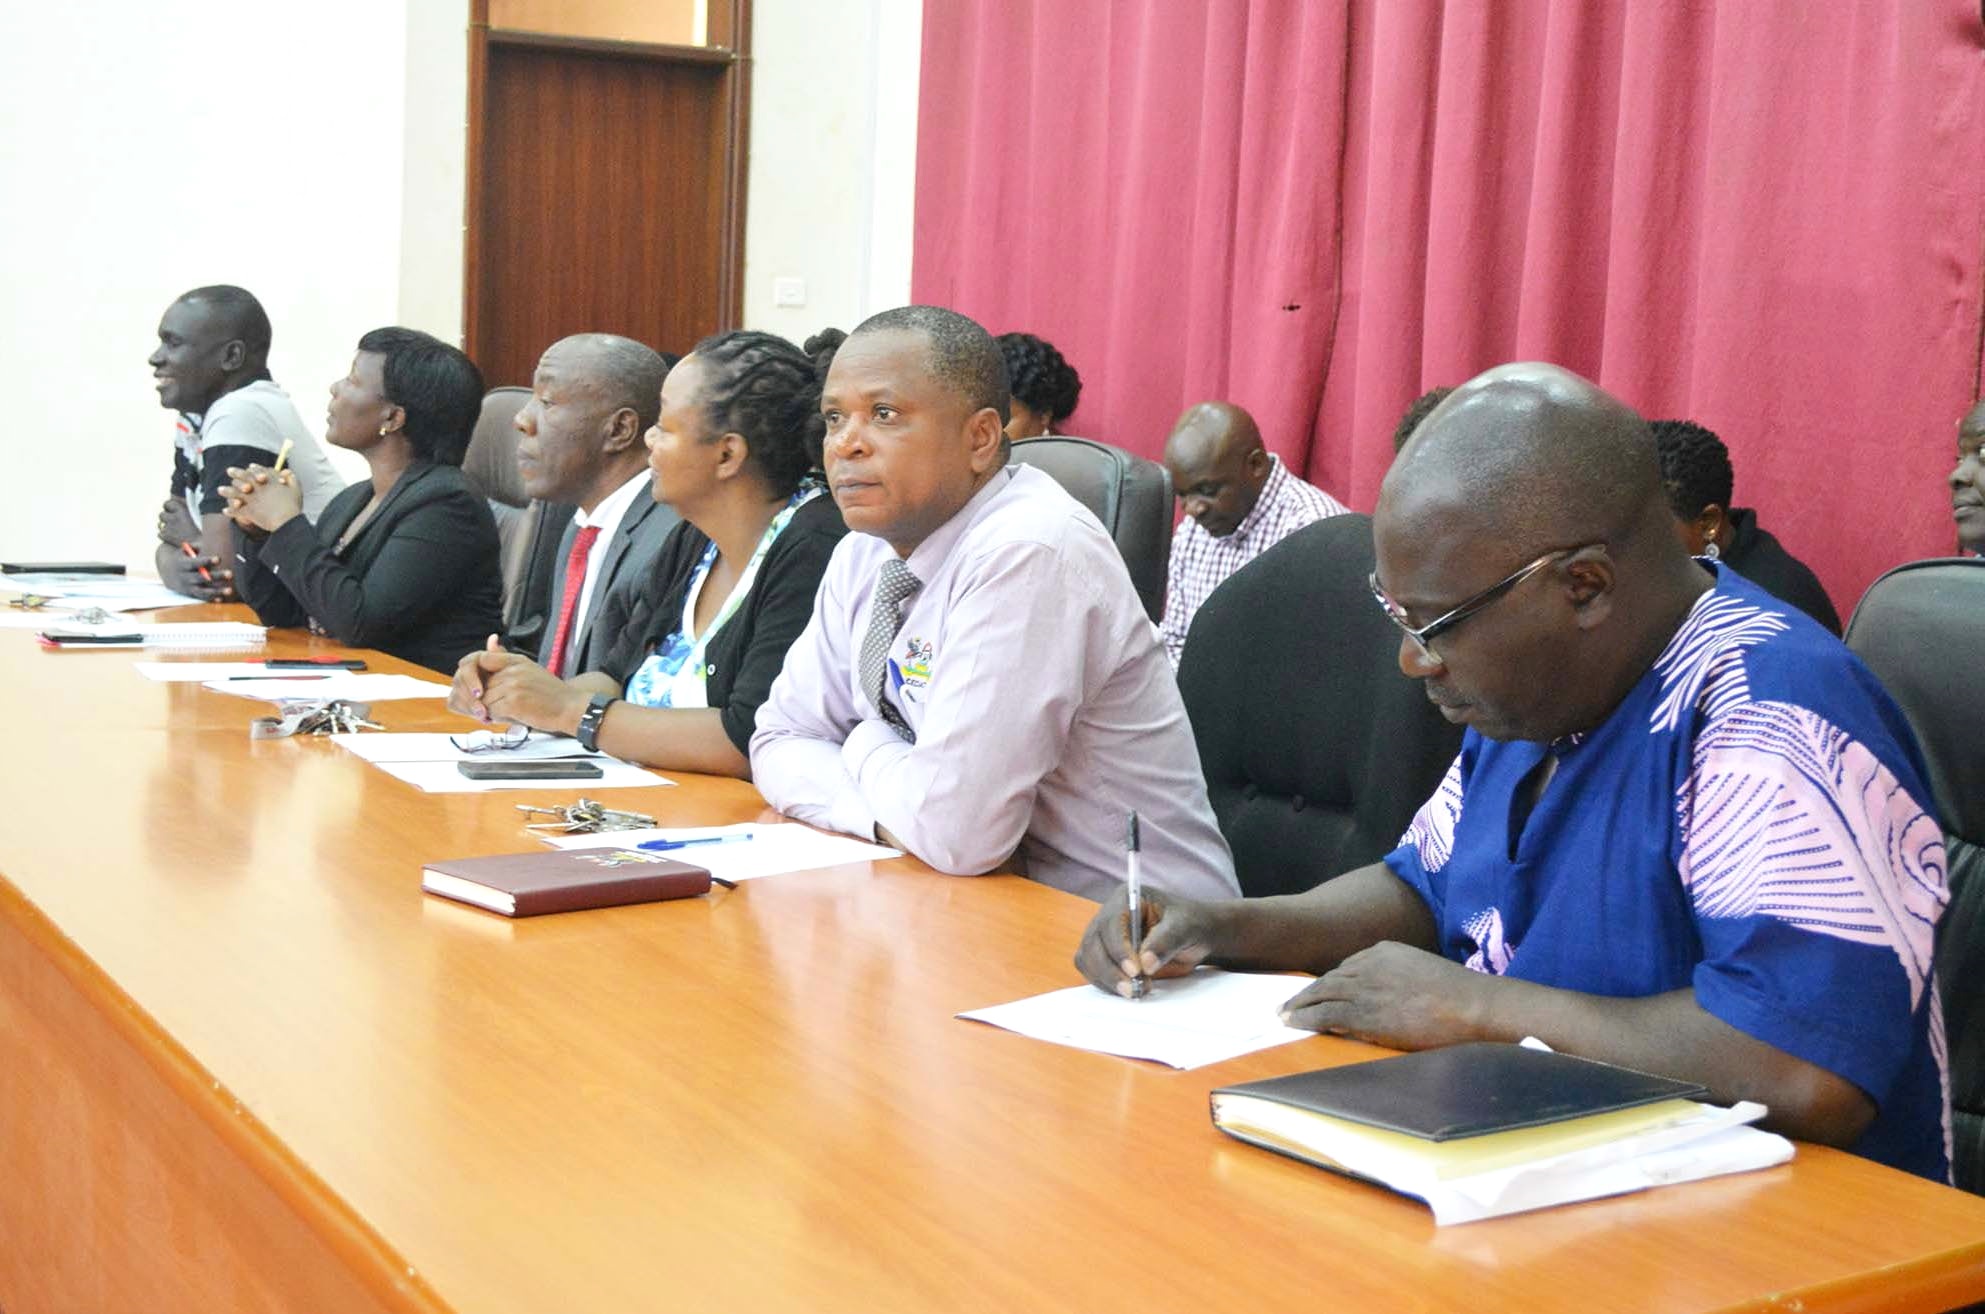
[913,0,1985,610]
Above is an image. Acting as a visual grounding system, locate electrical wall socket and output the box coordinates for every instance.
[772,276,807,308]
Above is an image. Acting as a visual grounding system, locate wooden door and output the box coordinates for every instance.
[465,13,749,387]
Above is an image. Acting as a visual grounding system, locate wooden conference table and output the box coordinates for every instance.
[2,610,1984,1314]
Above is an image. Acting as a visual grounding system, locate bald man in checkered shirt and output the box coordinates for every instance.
[1159,401,1350,666]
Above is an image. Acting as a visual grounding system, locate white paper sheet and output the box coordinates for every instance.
[541,822,901,882]
[329,731,609,764]
[4,574,201,609]
[137,661,290,682]
[370,758,673,793]
[199,672,451,701]
[2,602,200,629]
[51,588,204,612]
[0,612,83,630]
[958,969,1317,1069]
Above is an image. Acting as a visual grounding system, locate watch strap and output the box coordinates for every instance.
[575,694,619,753]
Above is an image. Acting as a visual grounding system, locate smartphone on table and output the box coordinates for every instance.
[457,760,605,781]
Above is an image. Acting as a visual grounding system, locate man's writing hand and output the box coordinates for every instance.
[1073,885,1220,997]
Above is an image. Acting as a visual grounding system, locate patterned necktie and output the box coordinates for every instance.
[859,558,921,741]
[545,524,602,677]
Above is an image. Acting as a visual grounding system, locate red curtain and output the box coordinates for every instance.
[913,0,1985,611]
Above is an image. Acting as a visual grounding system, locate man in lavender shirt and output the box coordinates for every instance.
[750,306,1238,902]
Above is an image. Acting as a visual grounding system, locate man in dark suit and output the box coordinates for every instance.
[516,334,680,677]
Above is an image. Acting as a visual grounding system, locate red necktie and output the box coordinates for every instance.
[545,524,602,677]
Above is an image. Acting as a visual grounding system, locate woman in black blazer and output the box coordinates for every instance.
[223,327,503,673]
[449,329,846,779]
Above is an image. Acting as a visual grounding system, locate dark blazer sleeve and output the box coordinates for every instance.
[706,497,847,754]
[576,494,682,674]
[233,482,366,629]
[249,467,497,650]
[594,519,706,687]
[1727,515,1843,636]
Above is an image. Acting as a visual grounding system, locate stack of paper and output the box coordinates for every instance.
[1209,1042,1795,1224]
[1216,1094,1788,1224]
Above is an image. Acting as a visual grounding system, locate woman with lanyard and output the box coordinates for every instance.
[449,329,847,777]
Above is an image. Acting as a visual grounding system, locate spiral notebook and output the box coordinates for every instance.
[38,622,268,651]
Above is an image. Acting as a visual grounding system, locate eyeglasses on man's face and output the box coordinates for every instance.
[1368,547,1584,662]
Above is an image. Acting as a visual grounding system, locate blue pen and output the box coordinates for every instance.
[637,833,756,853]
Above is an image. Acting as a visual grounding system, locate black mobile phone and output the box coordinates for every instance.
[265,658,368,670]
[3,561,125,575]
[456,760,605,781]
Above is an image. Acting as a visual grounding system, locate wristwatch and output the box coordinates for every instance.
[575,694,619,753]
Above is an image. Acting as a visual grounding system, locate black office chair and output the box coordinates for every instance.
[457,386,575,651]
[1009,436,1172,622]
[461,386,531,511]
[1177,513,1464,897]
[1844,556,1985,1193]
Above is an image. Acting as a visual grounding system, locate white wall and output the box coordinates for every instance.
[0,0,468,576]
[0,0,907,576]
[742,0,920,343]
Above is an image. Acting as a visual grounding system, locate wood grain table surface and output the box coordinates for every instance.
[2,607,1983,1314]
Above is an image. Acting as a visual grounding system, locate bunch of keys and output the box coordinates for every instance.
[7,593,53,610]
[516,798,656,834]
[249,699,384,739]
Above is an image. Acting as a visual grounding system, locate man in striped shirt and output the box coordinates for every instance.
[1159,401,1349,665]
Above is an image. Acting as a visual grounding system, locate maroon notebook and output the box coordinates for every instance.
[422,846,712,917]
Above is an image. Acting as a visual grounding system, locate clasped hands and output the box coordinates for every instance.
[220,463,303,535]
[155,498,233,601]
[449,636,591,734]
[1074,888,1493,1050]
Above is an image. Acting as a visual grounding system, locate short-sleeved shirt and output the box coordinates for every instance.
[171,380,345,521]
[1383,566,1950,1180]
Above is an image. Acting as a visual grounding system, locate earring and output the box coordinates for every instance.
[378,425,390,436]
[1703,541,1720,561]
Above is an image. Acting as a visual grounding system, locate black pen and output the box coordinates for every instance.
[1126,810,1146,1000]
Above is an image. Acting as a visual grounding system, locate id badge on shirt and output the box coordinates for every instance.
[890,635,934,707]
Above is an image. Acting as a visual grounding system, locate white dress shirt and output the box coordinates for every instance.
[752,465,1239,901]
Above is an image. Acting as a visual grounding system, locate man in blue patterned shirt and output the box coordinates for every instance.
[1076,363,1951,1180]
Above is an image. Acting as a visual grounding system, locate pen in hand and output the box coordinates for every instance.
[179,540,213,584]
[1125,810,1146,1000]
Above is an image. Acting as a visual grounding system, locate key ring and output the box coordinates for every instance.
[250,699,384,739]
[514,798,656,834]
